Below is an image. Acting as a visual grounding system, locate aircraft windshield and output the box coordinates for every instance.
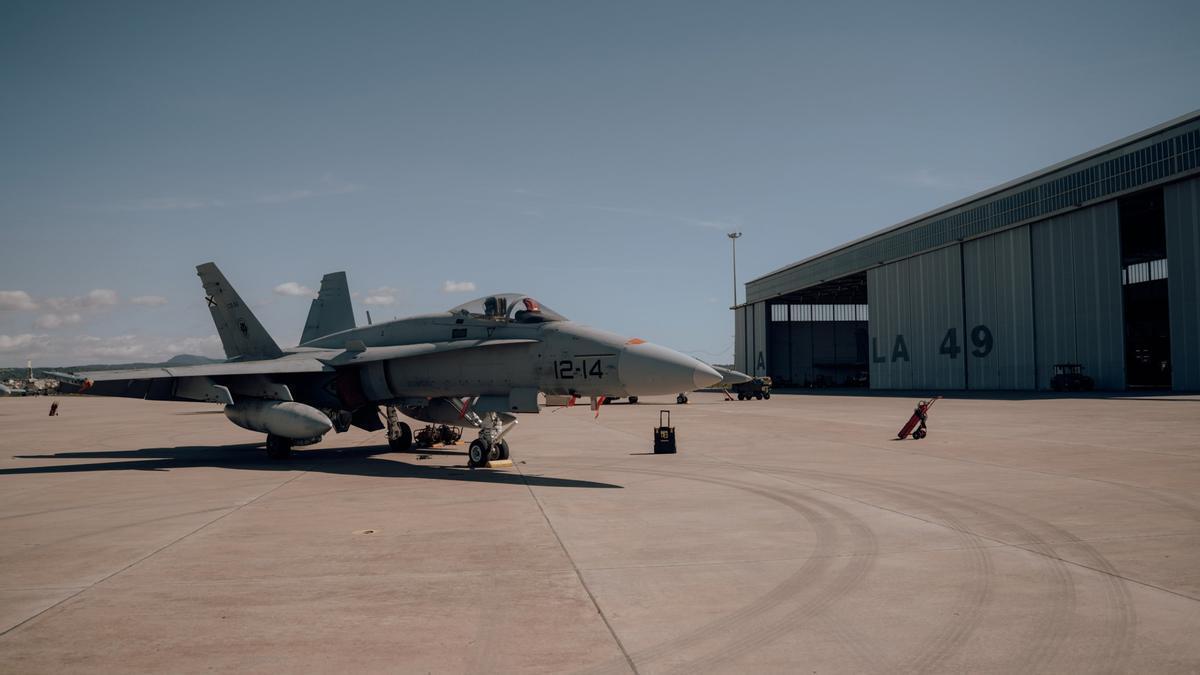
[448,294,567,324]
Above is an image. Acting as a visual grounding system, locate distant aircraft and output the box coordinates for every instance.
[712,365,752,387]
[57,263,721,466]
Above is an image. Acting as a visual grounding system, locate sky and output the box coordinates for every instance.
[1,0,1198,366]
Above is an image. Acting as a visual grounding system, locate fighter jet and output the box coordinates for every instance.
[57,263,721,466]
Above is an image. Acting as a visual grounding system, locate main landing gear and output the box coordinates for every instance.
[385,406,413,452]
[461,409,517,468]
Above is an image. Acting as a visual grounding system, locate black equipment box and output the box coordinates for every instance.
[654,410,677,454]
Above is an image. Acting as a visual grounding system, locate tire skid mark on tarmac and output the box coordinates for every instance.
[574,465,881,675]
[752,464,1002,673]
[751,463,1077,673]
[686,412,1136,672]
[746,462,1143,673]
[644,419,1070,671]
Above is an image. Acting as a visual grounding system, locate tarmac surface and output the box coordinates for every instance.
[1,391,1199,673]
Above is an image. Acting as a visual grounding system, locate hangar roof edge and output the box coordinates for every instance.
[747,108,1200,289]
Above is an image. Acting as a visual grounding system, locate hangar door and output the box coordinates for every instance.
[868,245,965,389]
[1166,176,1200,390]
[1031,202,1125,390]
[962,226,1036,389]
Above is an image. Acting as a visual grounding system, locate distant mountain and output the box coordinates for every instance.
[164,354,223,366]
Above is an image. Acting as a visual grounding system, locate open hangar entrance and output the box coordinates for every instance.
[764,274,869,387]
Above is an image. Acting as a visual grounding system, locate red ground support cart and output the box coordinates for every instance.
[897,396,940,440]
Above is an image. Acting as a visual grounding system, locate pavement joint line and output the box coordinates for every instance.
[0,465,312,640]
[515,461,640,675]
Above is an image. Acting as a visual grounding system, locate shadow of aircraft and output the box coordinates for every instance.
[7,443,622,489]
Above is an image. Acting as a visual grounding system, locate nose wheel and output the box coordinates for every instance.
[467,438,510,467]
[462,408,516,468]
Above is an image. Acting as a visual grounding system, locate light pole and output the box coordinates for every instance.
[727,231,742,307]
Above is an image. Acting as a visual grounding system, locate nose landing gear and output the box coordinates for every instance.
[461,408,517,468]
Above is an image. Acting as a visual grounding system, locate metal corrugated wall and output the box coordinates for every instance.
[734,306,747,374]
[962,226,1036,389]
[1166,176,1200,390]
[1031,202,1125,389]
[867,245,966,389]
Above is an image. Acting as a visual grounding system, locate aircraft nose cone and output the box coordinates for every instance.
[694,362,722,389]
[619,342,722,395]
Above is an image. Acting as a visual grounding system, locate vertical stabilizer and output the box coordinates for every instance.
[300,271,356,344]
[196,262,283,360]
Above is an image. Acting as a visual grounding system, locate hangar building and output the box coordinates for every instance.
[735,111,1200,391]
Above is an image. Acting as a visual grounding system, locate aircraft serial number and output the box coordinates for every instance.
[552,359,605,379]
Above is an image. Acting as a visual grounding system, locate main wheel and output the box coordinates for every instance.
[266,435,292,460]
[468,439,490,467]
[388,421,413,452]
[762,391,771,400]
[495,439,510,460]
[628,396,638,404]
[755,392,764,400]
[676,394,688,404]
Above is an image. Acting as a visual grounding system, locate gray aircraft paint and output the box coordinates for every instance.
[60,264,720,449]
[300,272,356,345]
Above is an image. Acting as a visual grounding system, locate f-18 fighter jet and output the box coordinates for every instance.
[57,263,721,466]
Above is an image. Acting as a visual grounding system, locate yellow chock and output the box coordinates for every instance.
[485,459,515,469]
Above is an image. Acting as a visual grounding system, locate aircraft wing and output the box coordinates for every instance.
[68,358,333,382]
[52,356,335,403]
[53,339,538,403]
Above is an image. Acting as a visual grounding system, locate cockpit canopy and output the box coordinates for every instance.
[448,294,567,324]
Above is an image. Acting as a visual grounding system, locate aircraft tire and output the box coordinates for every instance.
[496,439,510,461]
[763,392,771,400]
[388,422,413,452]
[676,394,688,404]
[628,396,638,404]
[266,435,292,460]
[468,439,489,467]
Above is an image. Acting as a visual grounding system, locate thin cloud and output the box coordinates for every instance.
[441,281,477,293]
[0,334,39,352]
[116,176,363,211]
[118,197,219,211]
[255,177,362,205]
[35,313,82,329]
[44,289,118,312]
[362,286,400,306]
[587,205,733,230]
[273,282,315,298]
[165,335,222,356]
[889,168,993,191]
[0,291,38,311]
[131,295,169,307]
